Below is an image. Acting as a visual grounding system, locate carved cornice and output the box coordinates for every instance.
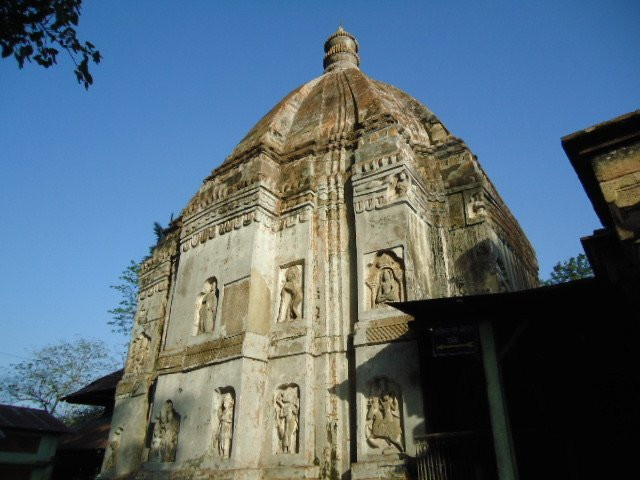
[352,162,442,228]
[362,315,413,345]
[156,334,246,374]
[181,209,264,253]
[183,185,278,233]
[115,375,153,398]
[352,152,404,176]
[140,237,178,276]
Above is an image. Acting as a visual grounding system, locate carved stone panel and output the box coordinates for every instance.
[448,192,465,229]
[136,302,149,325]
[365,377,404,454]
[126,332,151,375]
[276,264,303,323]
[220,279,250,336]
[212,388,235,459]
[364,249,405,310]
[464,188,486,224]
[149,400,180,463]
[196,277,219,334]
[103,426,123,472]
[390,171,410,197]
[274,384,300,454]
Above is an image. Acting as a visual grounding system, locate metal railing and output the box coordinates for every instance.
[415,431,495,480]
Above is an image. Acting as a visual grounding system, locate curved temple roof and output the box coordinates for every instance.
[225,27,450,165]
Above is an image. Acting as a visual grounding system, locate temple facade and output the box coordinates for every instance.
[101,27,537,480]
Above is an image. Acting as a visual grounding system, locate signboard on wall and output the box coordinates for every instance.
[432,324,478,357]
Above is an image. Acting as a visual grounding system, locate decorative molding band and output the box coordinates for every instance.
[140,242,177,275]
[139,279,169,299]
[352,153,403,176]
[157,334,246,373]
[364,315,413,344]
[115,373,150,396]
[183,334,244,369]
[271,206,313,232]
[183,160,279,221]
[181,210,264,252]
[156,350,182,372]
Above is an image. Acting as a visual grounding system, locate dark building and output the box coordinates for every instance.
[52,369,122,480]
[394,110,640,479]
[0,404,70,480]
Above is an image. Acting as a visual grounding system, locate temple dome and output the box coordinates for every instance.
[225,28,450,165]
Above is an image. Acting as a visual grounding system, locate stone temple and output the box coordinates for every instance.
[102,27,537,479]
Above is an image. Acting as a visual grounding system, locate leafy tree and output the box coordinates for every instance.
[108,216,174,338]
[1,0,101,88]
[543,253,594,285]
[108,259,140,338]
[0,338,117,422]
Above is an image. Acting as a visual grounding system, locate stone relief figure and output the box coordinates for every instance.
[103,426,123,471]
[467,190,486,219]
[197,277,219,334]
[365,377,404,454]
[212,388,235,458]
[126,332,150,375]
[365,250,405,309]
[393,171,410,196]
[149,400,180,462]
[136,304,148,324]
[277,265,303,323]
[274,384,300,454]
[376,268,400,304]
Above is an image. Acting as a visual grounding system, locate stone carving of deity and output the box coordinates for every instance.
[365,250,404,309]
[103,426,122,471]
[213,391,234,458]
[149,400,180,462]
[394,171,410,195]
[468,191,486,218]
[376,268,400,304]
[127,333,150,375]
[274,385,300,454]
[365,378,404,454]
[197,278,218,334]
[277,265,303,323]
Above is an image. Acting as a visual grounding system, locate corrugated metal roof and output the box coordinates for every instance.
[0,403,71,434]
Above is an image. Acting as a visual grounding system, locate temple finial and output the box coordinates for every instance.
[323,25,360,72]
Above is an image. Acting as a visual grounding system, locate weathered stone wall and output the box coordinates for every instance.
[101,30,538,480]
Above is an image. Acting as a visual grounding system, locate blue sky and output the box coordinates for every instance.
[1,0,638,369]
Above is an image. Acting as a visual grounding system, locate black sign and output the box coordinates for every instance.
[432,324,478,357]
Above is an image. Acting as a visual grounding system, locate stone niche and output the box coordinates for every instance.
[148,399,181,463]
[220,278,250,337]
[364,248,405,311]
[275,263,304,324]
[273,384,300,454]
[194,276,219,335]
[364,377,404,456]
[211,387,235,459]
